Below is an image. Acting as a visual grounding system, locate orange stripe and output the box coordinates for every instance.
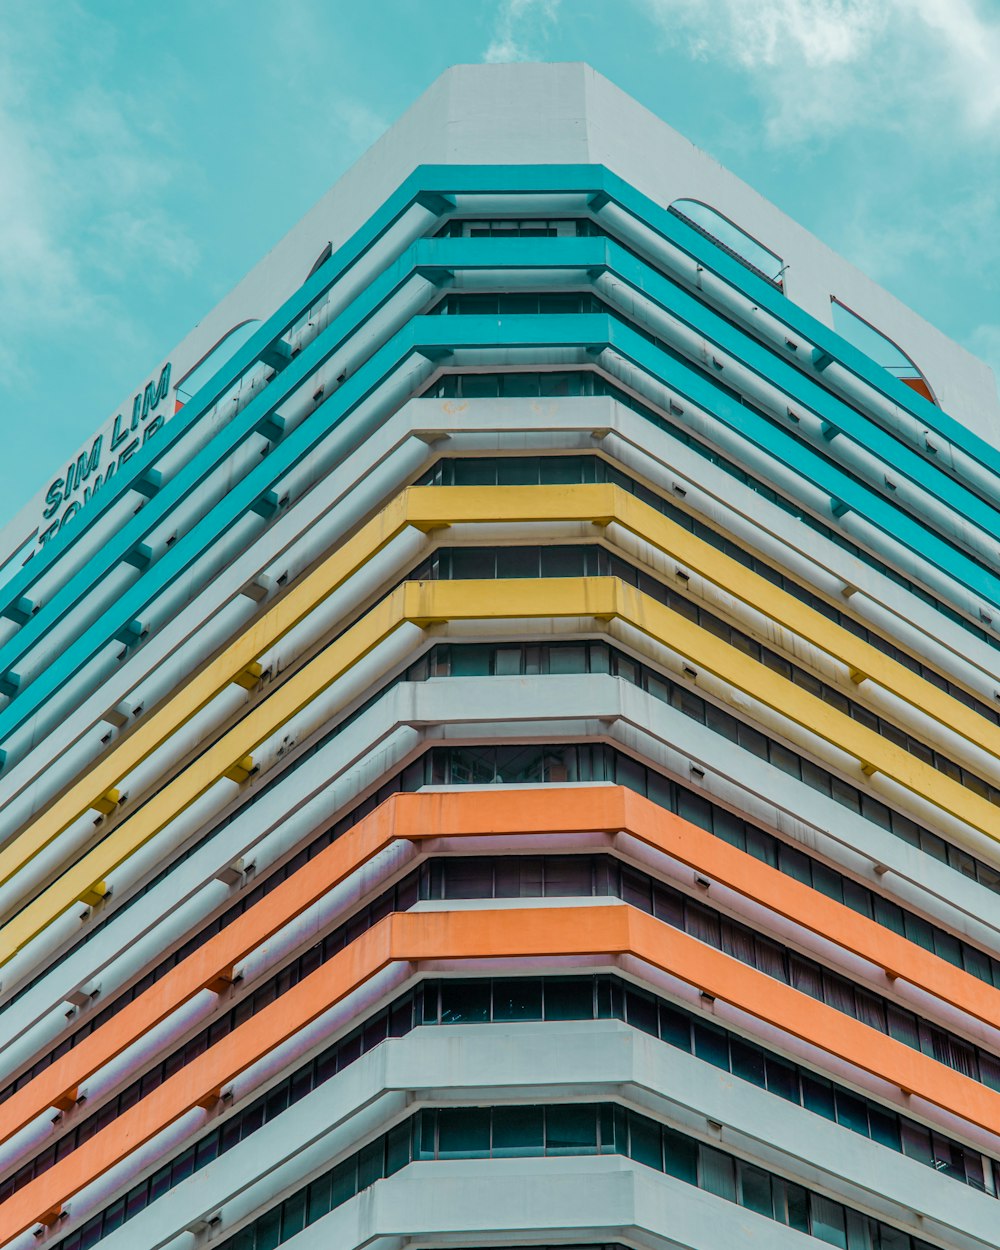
[3,787,995,1152]
[4,901,1000,1242]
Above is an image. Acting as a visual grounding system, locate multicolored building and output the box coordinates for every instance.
[2,62,1000,1250]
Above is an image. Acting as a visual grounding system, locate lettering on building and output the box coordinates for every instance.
[36,363,173,550]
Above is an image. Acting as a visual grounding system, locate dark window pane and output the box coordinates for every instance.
[624,989,658,1037]
[700,1145,736,1201]
[493,979,544,1021]
[662,1127,698,1183]
[781,1179,811,1233]
[438,1108,490,1158]
[306,1172,332,1223]
[442,859,493,899]
[659,1004,692,1051]
[867,1105,900,1150]
[810,1194,847,1247]
[386,1122,412,1176]
[357,1139,385,1189]
[496,546,537,579]
[546,1104,598,1154]
[255,1206,282,1250]
[440,980,491,1023]
[331,1157,357,1206]
[801,1074,836,1120]
[764,1056,799,1103]
[492,1105,544,1156]
[628,1112,662,1169]
[740,1162,774,1217]
[900,1119,933,1166]
[730,1039,766,1087]
[281,1191,306,1240]
[544,979,594,1020]
[835,1090,869,1135]
[693,1022,730,1069]
[544,855,593,897]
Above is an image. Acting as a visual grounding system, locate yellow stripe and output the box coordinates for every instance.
[1,588,411,965]
[412,577,999,833]
[3,573,998,969]
[6,482,997,896]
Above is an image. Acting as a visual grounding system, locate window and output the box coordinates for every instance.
[831,298,936,403]
[670,199,785,287]
[173,320,262,407]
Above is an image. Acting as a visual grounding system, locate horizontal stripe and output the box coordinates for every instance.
[5,259,1000,747]
[5,162,990,629]
[5,902,1000,1243]
[421,236,1000,539]
[11,668,1000,1082]
[59,1015,1000,1250]
[78,1161,808,1250]
[4,574,998,969]
[5,784,1000,1155]
[11,482,997,902]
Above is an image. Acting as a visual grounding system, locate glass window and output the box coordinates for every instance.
[810,1194,848,1248]
[662,1126,698,1183]
[628,1113,662,1169]
[778,1178,811,1233]
[693,1022,730,1069]
[306,1172,332,1224]
[700,1145,737,1202]
[441,980,491,1023]
[764,1055,799,1103]
[624,988,658,1037]
[497,546,538,579]
[659,1003,691,1050]
[867,1105,900,1151]
[149,1164,172,1201]
[450,645,493,676]
[438,1108,490,1158]
[545,979,594,1020]
[544,855,593,897]
[356,1140,383,1190]
[802,1074,836,1120]
[386,1121,411,1176]
[492,1105,544,1157]
[731,1038,766,1087]
[281,1191,306,1240]
[102,1198,126,1234]
[835,1090,870,1135]
[493,979,544,1021]
[739,1162,774,1217]
[442,859,493,899]
[547,1104,598,1154]
[456,373,500,398]
[900,1120,934,1166]
[494,647,523,675]
[548,644,588,674]
[255,1206,282,1250]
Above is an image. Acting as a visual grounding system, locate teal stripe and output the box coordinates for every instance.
[1,310,997,749]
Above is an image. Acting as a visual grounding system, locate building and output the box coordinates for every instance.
[1,59,1000,1250]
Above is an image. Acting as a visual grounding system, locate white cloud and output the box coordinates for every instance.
[639,0,1000,143]
[483,0,562,63]
[262,0,390,160]
[0,9,198,386]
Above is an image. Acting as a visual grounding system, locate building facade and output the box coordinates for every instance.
[2,61,1000,1250]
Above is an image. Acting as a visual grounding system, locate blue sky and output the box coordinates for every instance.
[1,0,999,525]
